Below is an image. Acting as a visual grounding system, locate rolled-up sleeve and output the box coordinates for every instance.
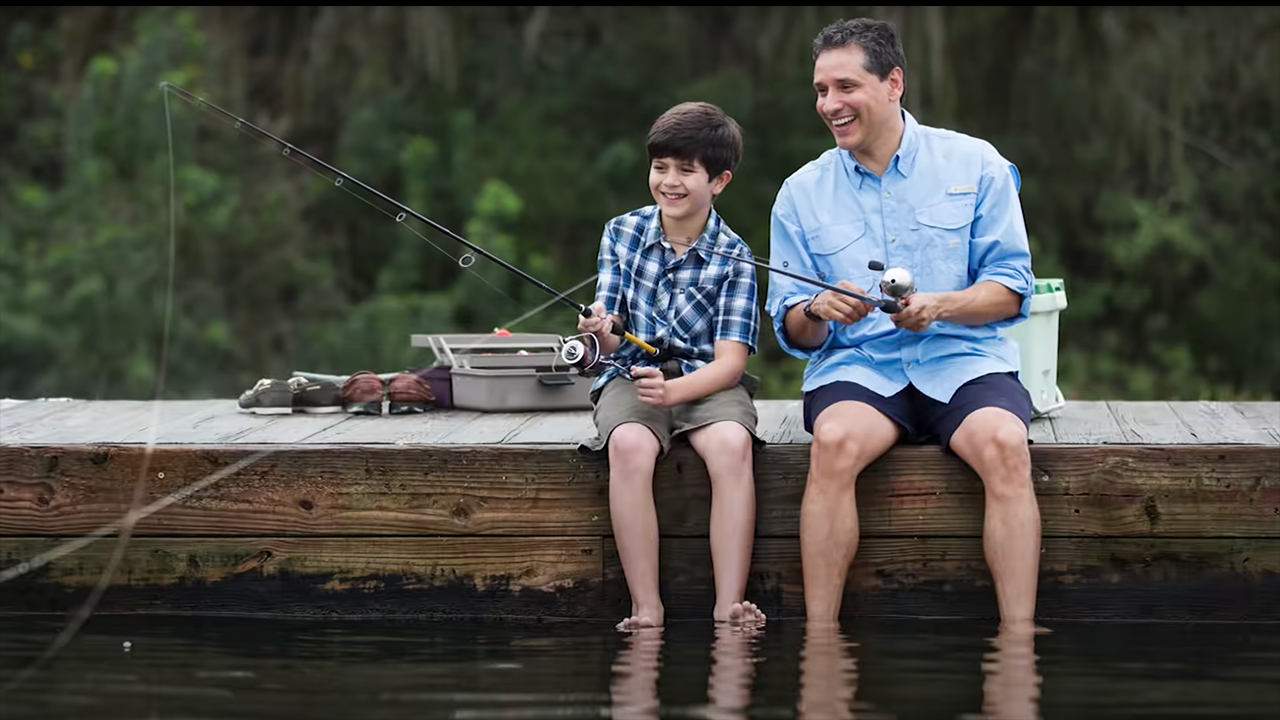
[765,185,829,359]
[969,148,1034,328]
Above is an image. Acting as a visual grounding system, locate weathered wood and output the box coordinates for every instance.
[0,537,604,618]
[1,443,1275,538]
[3,399,1277,447]
[0,536,1271,622]
[603,537,1280,622]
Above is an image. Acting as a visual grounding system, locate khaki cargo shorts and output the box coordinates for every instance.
[577,361,763,457]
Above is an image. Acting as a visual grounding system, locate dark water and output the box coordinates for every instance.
[0,616,1277,719]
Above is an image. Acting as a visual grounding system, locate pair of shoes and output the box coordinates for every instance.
[341,370,435,415]
[237,377,343,415]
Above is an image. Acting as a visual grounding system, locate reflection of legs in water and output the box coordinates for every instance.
[704,623,762,720]
[797,621,863,720]
[977,624,1044,720]
[610,627,664,720]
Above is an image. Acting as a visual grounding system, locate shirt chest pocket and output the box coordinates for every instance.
[805,219,874,288]
[912,195,974,291]
[670,283,717,338]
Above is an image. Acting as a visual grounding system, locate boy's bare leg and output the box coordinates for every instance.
[687,421,766,625]
[802,402,899,622]
[608,422,665,630]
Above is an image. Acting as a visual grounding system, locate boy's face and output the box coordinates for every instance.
[648,155,731,227]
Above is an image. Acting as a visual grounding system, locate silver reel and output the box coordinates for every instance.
[561,333,634,379]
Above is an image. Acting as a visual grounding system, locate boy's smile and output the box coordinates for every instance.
[648,156,730,237]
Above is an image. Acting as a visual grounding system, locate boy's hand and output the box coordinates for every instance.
[577,302,612,337]
[631,366,672,407]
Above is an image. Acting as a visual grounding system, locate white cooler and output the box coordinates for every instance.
[1007,278,1068,417]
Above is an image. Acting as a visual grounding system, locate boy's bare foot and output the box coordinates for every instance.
[617,606,664,631]
[715,601,767,625]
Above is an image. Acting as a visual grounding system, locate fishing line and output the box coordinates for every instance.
[158,81,661,359]
[0,82,603,696]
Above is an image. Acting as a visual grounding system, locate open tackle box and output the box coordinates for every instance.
[408,332,594,412]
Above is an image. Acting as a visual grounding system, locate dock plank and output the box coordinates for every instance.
[1049,401,1126,444]
[0,535,1271,622]
[1168,401,1276,445]
[0,536,604,619]
[3,399,1278,446]
[1107,401,1201,444]
[2,443,1274,539]
[0,400,89,442]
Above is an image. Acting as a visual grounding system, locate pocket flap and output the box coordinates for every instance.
[806,219,866,255]
[916,197,975,230]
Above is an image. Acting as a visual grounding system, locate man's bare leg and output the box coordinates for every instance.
[948,407,1041,630]
[802,402,900,622]
[687,421,767,625]
[608,423,665,630]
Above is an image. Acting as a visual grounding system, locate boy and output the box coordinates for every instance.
[576,101,766,630]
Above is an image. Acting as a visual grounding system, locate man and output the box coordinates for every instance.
[765,17,1041,631]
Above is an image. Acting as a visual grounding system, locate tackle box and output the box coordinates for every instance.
[408,332,594,412]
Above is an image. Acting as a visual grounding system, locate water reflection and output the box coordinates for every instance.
[609,623,764,720]
[969,625,1043,720]
[796,622,867,720]
[610,628,664,720]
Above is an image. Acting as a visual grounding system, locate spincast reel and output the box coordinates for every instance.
[868,261,916,313]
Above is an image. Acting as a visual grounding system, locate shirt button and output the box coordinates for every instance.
[905,362,913,369]
[890,236,898,243]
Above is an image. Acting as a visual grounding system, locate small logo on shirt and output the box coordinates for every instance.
[947,184,977,194]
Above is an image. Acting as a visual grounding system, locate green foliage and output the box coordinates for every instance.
[0,6,1275,401]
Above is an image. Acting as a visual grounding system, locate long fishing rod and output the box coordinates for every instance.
[157,81,664,358]
[665,236,916,314]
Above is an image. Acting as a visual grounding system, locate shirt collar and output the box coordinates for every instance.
[842,107,920,186]
[647,206,721,261]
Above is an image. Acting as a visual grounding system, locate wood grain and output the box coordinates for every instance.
[1,444,1275,538]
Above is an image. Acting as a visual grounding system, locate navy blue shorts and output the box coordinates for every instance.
[802,372,1033,451]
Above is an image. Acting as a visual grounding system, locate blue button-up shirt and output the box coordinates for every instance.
[764,109,1034,403]
[592,204,760,392]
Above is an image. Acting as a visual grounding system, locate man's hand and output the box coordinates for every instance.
[631,366,673,407]
[577,301,612,338]
[890,292,943,332]
[810,281,876,325]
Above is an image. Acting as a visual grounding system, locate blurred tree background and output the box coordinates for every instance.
[1,6,1276,402]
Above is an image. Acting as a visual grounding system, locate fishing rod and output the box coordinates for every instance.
[664,236,916,313]
[156,81,664,359]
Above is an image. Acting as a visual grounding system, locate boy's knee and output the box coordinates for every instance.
[607,422,663,466]
[690,421,754,462]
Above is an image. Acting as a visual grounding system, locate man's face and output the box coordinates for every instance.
[813,44,902,154]
[648,155,730,226]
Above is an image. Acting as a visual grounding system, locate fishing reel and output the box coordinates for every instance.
[868,260,916,314]
[560,332,632,379]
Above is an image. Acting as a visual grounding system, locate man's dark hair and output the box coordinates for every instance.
[646,101,743,180]
[812,18,907,95]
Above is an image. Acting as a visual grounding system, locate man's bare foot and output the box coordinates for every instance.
[999,620,1052,636]
[715,601,767,626]
[617,606,664,631]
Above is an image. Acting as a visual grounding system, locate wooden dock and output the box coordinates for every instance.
[0,397,1277,623]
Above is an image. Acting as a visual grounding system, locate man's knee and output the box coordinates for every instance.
[809,402,898,484]
[952,408,1032,496]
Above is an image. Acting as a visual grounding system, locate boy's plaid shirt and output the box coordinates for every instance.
[590,205,760,391]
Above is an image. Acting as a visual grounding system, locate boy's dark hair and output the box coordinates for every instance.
[646,101,743,180]
[812,18,907,98]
